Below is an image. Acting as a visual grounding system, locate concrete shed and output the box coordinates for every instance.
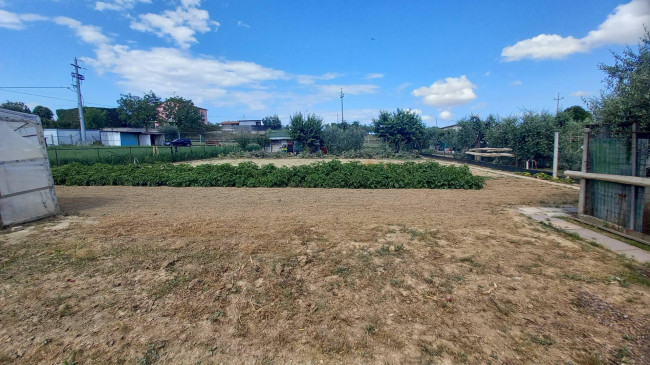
[100,128,165,146]
[0,108,60,226]
[43,128,101,146]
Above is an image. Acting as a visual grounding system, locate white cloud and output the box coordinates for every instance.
[0,10,24,29]
[571,90,591,97]
[95,0,151,11]
[0,10,46,29]
[403,108,433,122]
[237,20,250,28]
[412,75,477,108]
[88,44,287,102]
[54,16,109,44]
[396,82,411,94]
[484,71,490,77]
[365,73,384,79]
[501,0,650,61]
[438,110,453,120]
[501,34,587,61]
[130,0,219,49]
[583,0,650,46]
[296,72,341,85]
[511,80,522,86]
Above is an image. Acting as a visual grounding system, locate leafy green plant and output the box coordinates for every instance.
[52,160,486,189]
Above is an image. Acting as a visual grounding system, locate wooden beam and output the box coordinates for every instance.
[465,152,514,157]
[564,170,650,187]
[467,148,512,152]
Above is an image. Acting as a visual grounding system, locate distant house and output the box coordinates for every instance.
[155,103,209,127]
[440,124,460,131]
[197,107,208,125]
[220,120,265,131]
[100,128,165,146]
[267,130,294,153]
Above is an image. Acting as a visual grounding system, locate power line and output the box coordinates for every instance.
[0,88,76,102]
[0,87,115,108]
[0,86,69,89]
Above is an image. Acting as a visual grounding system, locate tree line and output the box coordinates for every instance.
[1,92,212,137]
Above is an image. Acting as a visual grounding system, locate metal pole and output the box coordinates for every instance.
[578,127,591,215]
[552,131,559,178]
[72,57,87,142]
[340,88,344,123]
[630,121,638,230]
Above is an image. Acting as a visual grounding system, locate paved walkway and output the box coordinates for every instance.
[518,207,650,263]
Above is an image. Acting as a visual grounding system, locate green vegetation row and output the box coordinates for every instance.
[48,144,260,166]
[52,160,485,189]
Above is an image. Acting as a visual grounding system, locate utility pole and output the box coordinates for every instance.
[71,57,87,142]
[554,92,564,115]
[340,88,344,123]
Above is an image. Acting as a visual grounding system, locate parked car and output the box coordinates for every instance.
[164,138,192,147]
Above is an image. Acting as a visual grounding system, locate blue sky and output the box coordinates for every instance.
[1,0,649,127]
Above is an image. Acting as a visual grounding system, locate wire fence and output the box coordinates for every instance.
[586,129,649,232]
[47,144,256,166]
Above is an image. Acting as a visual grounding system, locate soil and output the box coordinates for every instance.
[1,165,648,364]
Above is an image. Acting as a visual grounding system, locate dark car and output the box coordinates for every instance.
[164,138,192,147]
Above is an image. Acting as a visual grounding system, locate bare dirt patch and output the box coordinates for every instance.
[1,176,648,364]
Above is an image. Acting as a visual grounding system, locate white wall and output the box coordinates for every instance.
[101,131,121,146]
[138,134,151,146]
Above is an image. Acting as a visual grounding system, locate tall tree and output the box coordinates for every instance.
[288,112,323,152]
[117,91,162,130]
[162,96,204,135]
[587,30,650,131]
[84,108,108,129]
[32,105,53,121]
[373,109,426,153]
[322,123,366,154]
[1,101,31,113]
[262,114,282,130]
[563,105,591,122]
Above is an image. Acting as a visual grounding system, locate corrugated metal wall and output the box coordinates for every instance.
[0,109,60,226]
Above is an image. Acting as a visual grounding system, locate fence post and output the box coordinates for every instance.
[578,127,591,215]
[552,131,559,178]
[130,147,133,160]
[97,146,100,163]
[55,148,59,166]
[630,121,638,230]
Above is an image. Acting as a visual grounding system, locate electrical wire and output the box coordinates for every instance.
[0,86,70,89]
[0,87,115,108]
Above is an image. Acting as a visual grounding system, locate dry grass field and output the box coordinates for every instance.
[1,167,649,364]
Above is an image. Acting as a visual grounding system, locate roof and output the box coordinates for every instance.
[100,128,164,134]
[268,130,291,140]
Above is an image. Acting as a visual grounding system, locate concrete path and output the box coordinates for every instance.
[518,207,650,263]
